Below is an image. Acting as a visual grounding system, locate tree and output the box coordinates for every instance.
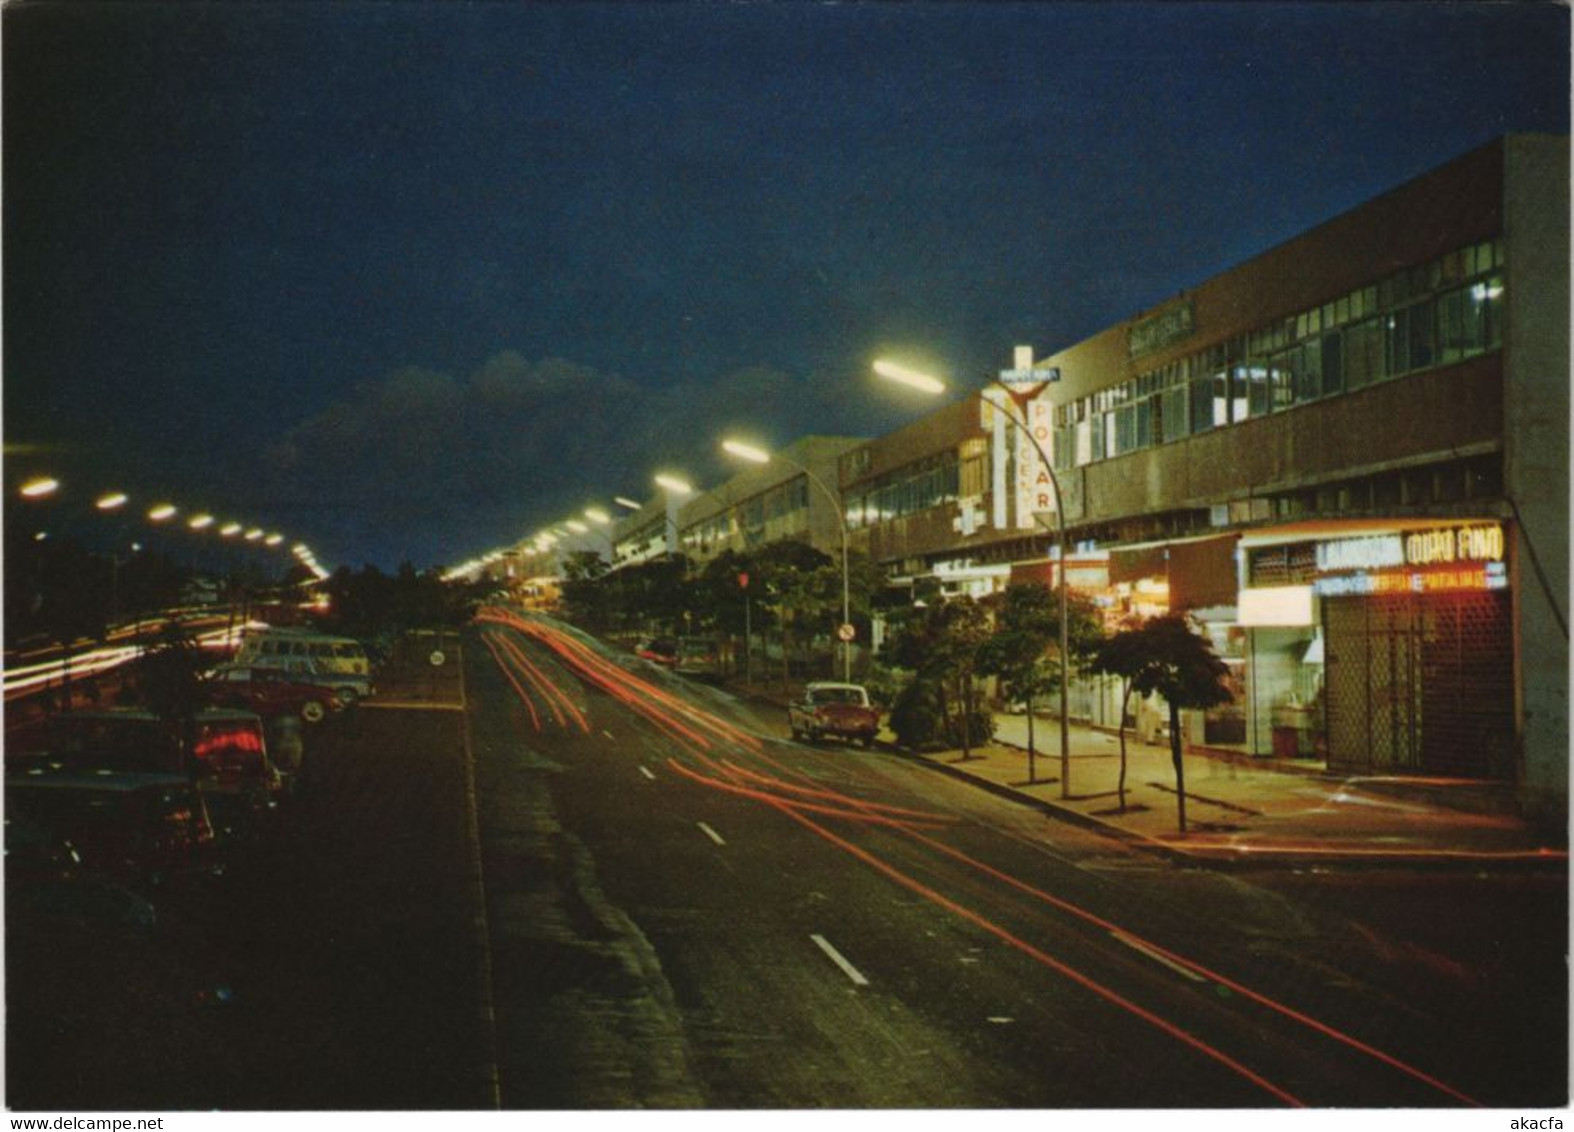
[886,596,994,757]
[1088,618,1150,813]
[559,551,612,631]
[1098,615,1233,833]
[978,584,1059,782]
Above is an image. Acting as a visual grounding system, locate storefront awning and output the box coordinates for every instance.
[1109,533,1239,612]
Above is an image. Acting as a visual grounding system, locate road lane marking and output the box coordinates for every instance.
[639,766,657,781]
[1110,931,1207,982]
[697,821,726,846]
[810,934,870,987]
[603,729,616,740]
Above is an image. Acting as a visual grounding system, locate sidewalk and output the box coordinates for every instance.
[911,712,1568,870]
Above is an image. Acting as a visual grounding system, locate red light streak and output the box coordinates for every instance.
[480,632,542,731]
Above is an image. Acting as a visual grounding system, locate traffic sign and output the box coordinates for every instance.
[836,623,856,643]
[429,650,447,668]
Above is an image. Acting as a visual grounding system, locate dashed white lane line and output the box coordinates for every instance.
[602,729,616,740]
[810,933,870,987]
[638,765,657,781]
[1110,931,1208,982]
[697,821,726,846]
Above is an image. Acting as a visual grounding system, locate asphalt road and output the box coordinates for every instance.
[7,614,1564,1110]
[466,611,1568,1110]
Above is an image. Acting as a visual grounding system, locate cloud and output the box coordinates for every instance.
[254,351,891,567]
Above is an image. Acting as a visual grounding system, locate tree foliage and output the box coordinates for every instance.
[1091,614,1233,832]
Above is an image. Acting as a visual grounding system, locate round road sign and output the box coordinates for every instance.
[429,649,447,668]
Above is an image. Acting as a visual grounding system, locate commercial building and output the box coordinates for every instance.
[679,436,864,566]
[844,134,1568,820]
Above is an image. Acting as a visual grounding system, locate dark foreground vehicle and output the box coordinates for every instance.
[787,682,881,747]
[5,768,217,885]
[40,708,285,839]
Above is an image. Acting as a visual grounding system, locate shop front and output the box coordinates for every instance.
[1239,520,1514,780]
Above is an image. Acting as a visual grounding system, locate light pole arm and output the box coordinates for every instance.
[985,385,1073,799]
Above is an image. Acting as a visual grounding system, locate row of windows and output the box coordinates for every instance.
[846,453,960,530]
[1053,240,1505,470]
[681,477,812,554]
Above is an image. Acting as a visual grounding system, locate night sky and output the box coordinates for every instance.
[5,1,1568,571]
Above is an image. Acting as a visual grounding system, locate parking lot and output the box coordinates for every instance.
[6,647,489,1111]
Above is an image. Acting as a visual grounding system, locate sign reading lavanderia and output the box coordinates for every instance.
[1309,523,1508,597]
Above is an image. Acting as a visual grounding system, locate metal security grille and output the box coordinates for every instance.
[1323,591,1513,779]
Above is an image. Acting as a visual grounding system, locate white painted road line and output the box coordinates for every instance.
[638,766,657,781]
[602,729,615,740]
[697,821,726,846]
[811,934,870,987]
[1110,931,1208,982]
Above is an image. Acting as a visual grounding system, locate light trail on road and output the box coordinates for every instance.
[473,609,1485,1107]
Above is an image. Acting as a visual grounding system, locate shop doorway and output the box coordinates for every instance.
[1323,591,1513,780]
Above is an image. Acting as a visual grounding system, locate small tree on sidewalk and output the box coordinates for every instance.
[1099,615,1232,833]
[1088,619,1149,812]
[979,584,1052,782]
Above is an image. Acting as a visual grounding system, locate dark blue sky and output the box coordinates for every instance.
[6,1,1568,570]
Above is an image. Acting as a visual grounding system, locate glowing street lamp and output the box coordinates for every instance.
[614,496,642,511]
[148,503,178,522]
[20,477,60,499]
[245,528,264,541]
[873,359,946,395]
[722,436,853,681]
[875,354,1074,796]
[653,474,692,496]
[188,513,215,530]
[96,492,129,511]
[220,522,243,537]
[265,534,284,547]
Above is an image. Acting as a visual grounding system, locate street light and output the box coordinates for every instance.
[96,492,129,511]
[148,503,178,522]
[722,437,854,682]
[19,477,60,499]
[874,356,1074,797]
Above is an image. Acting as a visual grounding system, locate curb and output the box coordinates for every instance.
[905,748,1569,874]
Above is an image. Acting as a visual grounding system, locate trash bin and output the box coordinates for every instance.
[1271,725,1299,760]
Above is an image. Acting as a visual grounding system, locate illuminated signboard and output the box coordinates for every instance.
[983,389,1055,530]
[1314,561,1508,597]
[1315,524,1504,574]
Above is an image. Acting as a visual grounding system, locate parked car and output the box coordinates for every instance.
[206,664,340,724]
[5,766,218,886]
[234,630,375,705]
[42,708,284,839]
[788,682,881,747]
[635,638,679,667]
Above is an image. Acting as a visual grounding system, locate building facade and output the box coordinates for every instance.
[844,134,1568,820]
[679,436,864,565]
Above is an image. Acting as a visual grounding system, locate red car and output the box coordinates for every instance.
[207,665,340,724]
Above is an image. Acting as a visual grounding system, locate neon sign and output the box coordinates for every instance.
[1316,525,1504,573]
[1314,561,1508,597]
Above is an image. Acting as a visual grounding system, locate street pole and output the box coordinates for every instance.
[984,382,1071,799]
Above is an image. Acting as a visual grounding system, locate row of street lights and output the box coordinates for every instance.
[448,352,1074,796]
[15,476,329,581]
